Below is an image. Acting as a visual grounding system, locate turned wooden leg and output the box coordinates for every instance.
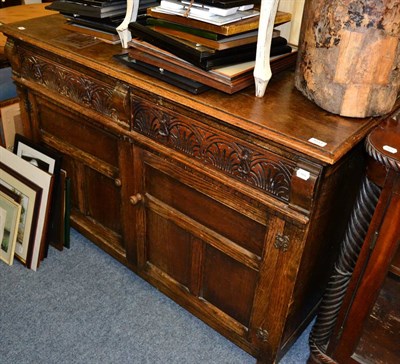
[254,0,280,97]
[117,0,140,48]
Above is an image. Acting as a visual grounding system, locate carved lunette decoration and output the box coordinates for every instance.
[132,100,295,203]
[17,49,129,126]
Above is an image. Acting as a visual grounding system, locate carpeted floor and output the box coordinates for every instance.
[0,229,311,364]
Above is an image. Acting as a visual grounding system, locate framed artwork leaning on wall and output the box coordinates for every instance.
[0,147,53,271]
[0,162,42,268]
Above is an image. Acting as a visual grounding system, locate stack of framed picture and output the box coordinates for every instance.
[0,135,71,270]
[114,1,297,94]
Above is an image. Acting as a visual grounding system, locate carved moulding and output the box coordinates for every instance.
[4,38,21,73]
[132,101,295,203]
[17,49,129,126]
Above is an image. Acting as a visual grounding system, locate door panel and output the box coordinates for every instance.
[146,208,192,288]
[202,245,258,327]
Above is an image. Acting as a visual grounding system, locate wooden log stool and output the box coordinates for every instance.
[295,0,400,117]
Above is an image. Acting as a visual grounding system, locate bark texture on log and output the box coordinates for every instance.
[295,0,400,118]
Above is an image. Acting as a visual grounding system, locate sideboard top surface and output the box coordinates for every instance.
[2,14,397,164]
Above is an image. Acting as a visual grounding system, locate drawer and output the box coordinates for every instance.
[131,95,321,215]
[36,98,120,169]
[17,46,130,128]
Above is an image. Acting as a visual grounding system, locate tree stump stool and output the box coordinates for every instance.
[295,0,400,118]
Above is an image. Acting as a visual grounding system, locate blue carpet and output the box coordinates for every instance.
[0,229,310,363]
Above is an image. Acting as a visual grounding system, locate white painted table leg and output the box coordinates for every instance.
[117,0,140,49]
[253,0,280,97]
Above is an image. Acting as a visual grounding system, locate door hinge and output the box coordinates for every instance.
[274,234,290,252]
[256,328,269,342]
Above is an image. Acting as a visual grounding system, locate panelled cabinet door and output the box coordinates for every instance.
[24,93,132,264]
[131,145,306,358]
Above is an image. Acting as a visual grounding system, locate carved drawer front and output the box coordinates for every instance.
[17,47,129,128]
[131,96,320,214]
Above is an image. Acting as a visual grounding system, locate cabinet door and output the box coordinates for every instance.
[25,94,134,264]
[130,146,306,358]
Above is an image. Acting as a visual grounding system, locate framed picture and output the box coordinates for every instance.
[0,190,22,265]
[13,134,62,175]
[0,162,42,268]
[0,101,23,150]
[0,183,22,205]
[0,146,53,271]
[13,134,64,251]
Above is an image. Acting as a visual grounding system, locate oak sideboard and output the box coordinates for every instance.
[2,14,398,363]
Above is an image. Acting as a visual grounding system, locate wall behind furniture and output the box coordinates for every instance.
[277,0,305,45]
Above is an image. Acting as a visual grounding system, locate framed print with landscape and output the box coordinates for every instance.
[0,146,53,271]
[0,189,22,265]
[0,162,42,268]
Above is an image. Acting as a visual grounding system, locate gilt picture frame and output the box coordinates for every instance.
[0,189,22,266]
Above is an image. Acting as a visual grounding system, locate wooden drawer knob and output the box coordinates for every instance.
[114,178,122,187]
[129,193,143,205]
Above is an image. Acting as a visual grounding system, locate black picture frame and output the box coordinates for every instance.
[13,134,65,252]
[13,134,62,175]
